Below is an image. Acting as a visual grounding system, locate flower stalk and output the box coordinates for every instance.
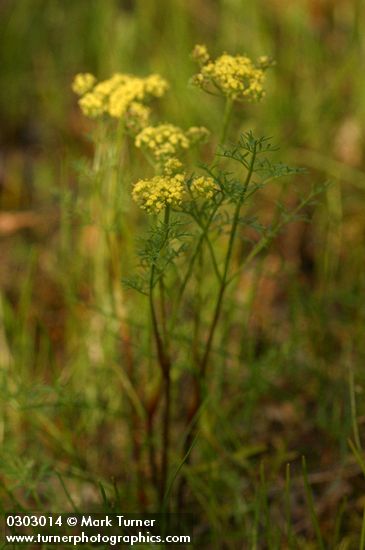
[71,49,317,514]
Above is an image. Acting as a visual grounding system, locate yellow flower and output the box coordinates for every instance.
[125,102,151,132]
[163,158,184,175]
[190,176,219,199]
[135,124,189,160]
[108,77,146,118]
[143,74,169,97]
[93,73,127,99]
[135,123,209,164]
[78,91,104,118]
[72,73,96,96]
[73,72,169,120]
[257,56,275,70]
[186,126,210,145]
[191,44,210,65]
[191,45,271,102]
[132,174,186,214]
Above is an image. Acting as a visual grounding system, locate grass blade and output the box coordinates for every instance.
[301,456,325,550]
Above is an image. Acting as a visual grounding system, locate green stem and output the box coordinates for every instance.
[177,144,257,511]
[187,209,222,283]
[192,246,204,365]
[149,206,172,507]
[159,207,170,348]
[174,200,222,315]
[149,264,171,506]
[147,415,159,492]
[220,97,233,145]
[200,143,257,377]
[160,367,171,508]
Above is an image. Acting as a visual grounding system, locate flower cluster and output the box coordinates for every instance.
[74,49,275,218]
[191,45,272,102]
[72,72,168,125]
[72,73,96,96]
[190,176,219,199]
[125,102,151,133]
[135,124,209,166]
[191,44,210,65]
[186,126,210,145]
[162,158,183,176]
[132,174,185,213]
[132,123,211,215]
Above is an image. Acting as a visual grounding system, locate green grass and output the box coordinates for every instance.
[1,0,365,548]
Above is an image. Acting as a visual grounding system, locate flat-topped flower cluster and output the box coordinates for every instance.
[135,124,209,164]
[191,44,273,102]
[72,45,272,214]
[132,173,219,213]
[132,174,186,214]
[132,123,213,212]
[72,72,168,129]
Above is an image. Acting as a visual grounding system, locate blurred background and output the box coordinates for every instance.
[1,0,365,547]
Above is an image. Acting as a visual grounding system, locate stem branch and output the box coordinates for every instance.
[220,98,233,145]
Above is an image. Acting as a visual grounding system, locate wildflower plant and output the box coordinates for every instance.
[72,45,323,512]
